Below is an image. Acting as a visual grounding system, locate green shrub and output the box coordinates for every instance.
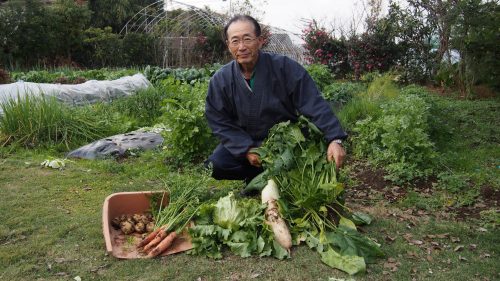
[400,85,453,150]
[353,94,436,183]
[436,172,469,194]
[305,64,333,91]
[11,70,61,83]
[322,82,366,105]
[0,94,116,148]
[159,79,217,164]
[0,69,12,84]
[11,68,139,83]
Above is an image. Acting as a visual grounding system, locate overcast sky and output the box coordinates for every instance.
[176,0,390,39]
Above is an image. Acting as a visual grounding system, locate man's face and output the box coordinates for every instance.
[226,20,263,66]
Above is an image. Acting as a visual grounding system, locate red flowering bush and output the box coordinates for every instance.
[302,20,400,80]
[193,25,228,65]
[302,21,350,78]
[347,22,400,79]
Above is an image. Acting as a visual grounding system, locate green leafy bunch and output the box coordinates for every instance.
[248,116,384,275]
[188,192,289,260]
[159,78,217,164]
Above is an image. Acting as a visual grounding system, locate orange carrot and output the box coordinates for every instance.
[147,231,178,258]
[137,227,162,248]
[142,228,168,253]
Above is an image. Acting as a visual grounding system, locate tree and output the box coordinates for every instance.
[51,0,91,64]
[7,0,57,67]
[88,0,156,32]
[450,0,500,93]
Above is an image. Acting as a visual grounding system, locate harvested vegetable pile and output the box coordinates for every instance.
[127,116,383,275]
[111,213,155,235]
[137,185,201,258]
[188,192,290,259]
[244,116,384,274]
[199,117,384,274]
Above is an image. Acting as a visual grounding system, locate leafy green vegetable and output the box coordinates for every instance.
[326,226,385,264]
[320,248,366,275]
[351,212,373,225]
[246,116,384,273]
[213,193,244,230]
[189,192,289,259]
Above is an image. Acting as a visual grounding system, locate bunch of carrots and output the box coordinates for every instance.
[137,185,200,258]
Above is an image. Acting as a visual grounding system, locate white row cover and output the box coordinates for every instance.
[0,73,151,114]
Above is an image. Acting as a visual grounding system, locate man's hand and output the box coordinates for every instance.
[246,152,261,167]
[327,140,346,169]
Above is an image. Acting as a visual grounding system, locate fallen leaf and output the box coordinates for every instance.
[407,251,418,259]
[411,240,424,246]
[74,276,81,281]
[403,233,413,242]
[454,245,464,252]
[477,227,488,232]
[459,255,467,261]
[480,253,491,259]
[450,236,461,243]
[383,259,401,272]
[385,236,396,242]
[468,244,477,251]
[417,210,427,216]
[250,273,261,279]
[474,203,486,208]
[426,255,433,262]
[436,233,450,239]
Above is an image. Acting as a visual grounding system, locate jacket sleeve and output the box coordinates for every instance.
[286,59,348,142]
[205,75,254,157]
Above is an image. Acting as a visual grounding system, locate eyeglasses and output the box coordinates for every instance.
[228,37,258,47]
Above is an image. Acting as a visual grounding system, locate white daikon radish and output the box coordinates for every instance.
[261,179,280,204]
[261,179,292,251]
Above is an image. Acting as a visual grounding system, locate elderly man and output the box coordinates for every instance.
[205,15,347,185]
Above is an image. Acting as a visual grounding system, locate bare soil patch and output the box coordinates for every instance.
[347,162,498,220]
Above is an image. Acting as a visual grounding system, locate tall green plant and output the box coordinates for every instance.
[159,78,217,164]
[0,94,113,148]
[305,64,333,91]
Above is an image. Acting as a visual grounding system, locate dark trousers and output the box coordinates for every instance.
[206,144,263,182]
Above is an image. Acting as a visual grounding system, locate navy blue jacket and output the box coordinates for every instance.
[205,51,347,158]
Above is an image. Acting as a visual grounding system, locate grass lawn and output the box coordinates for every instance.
[1,148,498,281]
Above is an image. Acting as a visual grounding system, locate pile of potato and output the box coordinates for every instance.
[111,213,155,235]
